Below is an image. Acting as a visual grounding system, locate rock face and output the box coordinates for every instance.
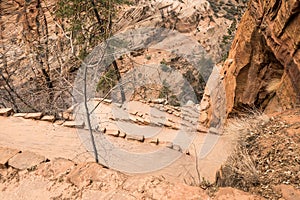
[222,0,300,115]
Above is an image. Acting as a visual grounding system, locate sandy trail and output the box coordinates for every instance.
[0,117,234,183]
[0,116,93,162]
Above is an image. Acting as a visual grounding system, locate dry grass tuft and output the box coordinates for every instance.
[216,113,264,191]
[216,143,260,191]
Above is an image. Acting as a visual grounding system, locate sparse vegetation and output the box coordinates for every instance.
[216,111,300,199]
[96,67,118,97]
[220,19,237,61]
[158,80,180,106]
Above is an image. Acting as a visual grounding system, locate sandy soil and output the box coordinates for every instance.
[0,116,93,162]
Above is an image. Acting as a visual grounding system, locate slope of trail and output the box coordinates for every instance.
[0,100,236,183]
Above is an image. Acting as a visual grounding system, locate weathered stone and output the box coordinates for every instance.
[59,112,71,120]
[159,107,165,112]
[24,112,43,120]
[0,108,13,117]
[150,138,159,145]
[54,120,65,125]
[119,132,126,138]
[129,115,138,123]
[100,127,106,133]
[164,121,173,128]
[143,118,151,125]
[167,118,174,123]
[171,124,180,130]
[126,134,144,142]
[8,151,46,170]
[41,115,56,122]
[167,109,173,114]
[136,116,144,124]
[173,106,181,112]
[196,126,207,133]
[152,98,166,104]
[0,147,20,167]
[106,130,120,137]
[13,113,27,117]
[63,121,85,128]
[103,99,112,104]
[173,112,181,117]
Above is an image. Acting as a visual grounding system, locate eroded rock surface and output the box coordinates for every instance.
[222,0,300,115]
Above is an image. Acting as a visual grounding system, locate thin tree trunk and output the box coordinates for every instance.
[89,0,105,33]
[112,60,126,103]
[83,63,99,163]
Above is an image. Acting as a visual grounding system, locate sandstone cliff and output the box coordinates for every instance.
[222,0,300,115]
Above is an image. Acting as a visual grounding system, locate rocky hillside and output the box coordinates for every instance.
[0,0,247,114]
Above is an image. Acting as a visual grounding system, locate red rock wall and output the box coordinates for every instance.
[223,0,300,114]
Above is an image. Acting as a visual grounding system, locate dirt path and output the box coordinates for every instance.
[0,116,93,162]
[0,114,235,184]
